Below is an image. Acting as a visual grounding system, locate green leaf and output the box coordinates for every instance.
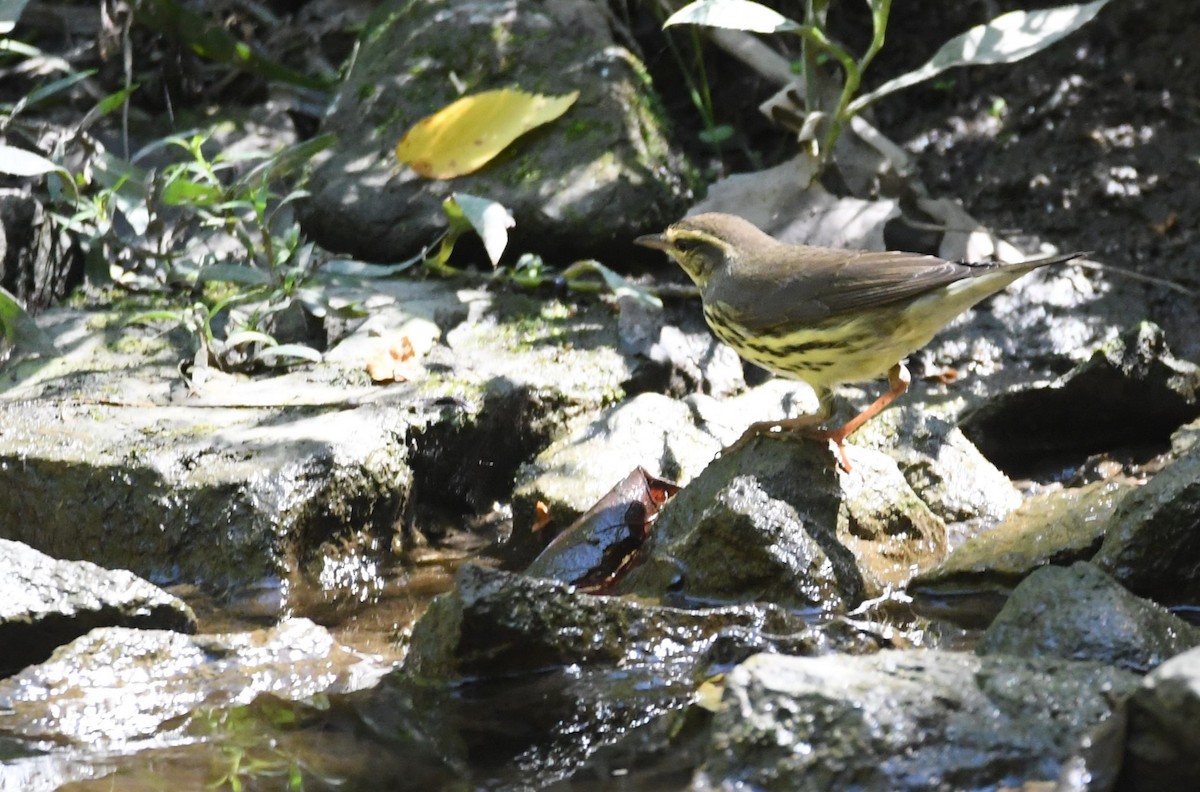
[233,133,336,192]
[698,124,734,144]
[0,145,61,177]
[161,177,224,206]
[255,343,322,365]
[445,193,514,267]
[0,0,32,35]
[88,85,139,120]
[196,263,271,286]
[10,69,95,117]
[562,260,662,309]
[851,0,1110,112]
[0,286,58,358]
[318,254,422,279]
[664,0,801,33]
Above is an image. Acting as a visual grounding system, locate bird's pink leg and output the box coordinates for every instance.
[814,363,911,471]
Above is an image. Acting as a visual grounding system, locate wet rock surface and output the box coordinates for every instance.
[910,480,1131,627]
[404,564,886,682]
[0,618,388,747]
[978,561,1200,673]
[697,650,1138,792]
[0,539,196,677]
[613,436,946,611]
[1093,439,1200,606]
[1120,646,1200,791]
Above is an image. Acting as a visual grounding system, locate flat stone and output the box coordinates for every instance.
[910,480,1130,627]
[0,279,634,590]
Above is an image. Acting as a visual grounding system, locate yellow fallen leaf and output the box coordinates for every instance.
[395,88,580,179]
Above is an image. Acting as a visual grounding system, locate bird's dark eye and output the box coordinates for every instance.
[673,238,702,253]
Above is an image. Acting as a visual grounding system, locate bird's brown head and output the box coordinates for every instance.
[635,213,772,288]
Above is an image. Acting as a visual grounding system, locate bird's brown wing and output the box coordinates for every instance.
[709,246,997,331]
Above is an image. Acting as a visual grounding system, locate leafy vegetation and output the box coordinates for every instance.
[665,0,1111,175]
[0,0,657,371]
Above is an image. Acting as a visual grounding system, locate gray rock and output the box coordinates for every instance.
[612,436,946,611]
[910,480,1130,627]
[698,650,1138,792]
[978,561,1200,673]
[415,288,634,512]
[403,564,884,681]
[684,378,824,448]
[0,280,636,589]
[301,0,695,263]
[1093,441,1200,604]
[0,539,195,677]
[0,396,412,590]
[0,618,389,747]
[1119,645,1200,790]
[1173,416,1200,456]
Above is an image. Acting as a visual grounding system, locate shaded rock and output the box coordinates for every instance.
[403,564,885,681]
[960,322,1200,473]
[698,650,1138,792]
[978,561,1200,673]
[360,657,703,790]
[612,437,946,611]
[302,0,695,263]
[1093,441,1200,605]
[0,618,390,747]
[0,539,196,678]
[910,480,1130,628]
[406,287,634,513]
[1172,416,1200,455]
[1119,645,1200,791]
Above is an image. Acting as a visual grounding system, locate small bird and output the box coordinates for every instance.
[635,212,1083,470]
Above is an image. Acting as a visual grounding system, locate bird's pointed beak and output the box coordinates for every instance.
[634,233,671,252]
